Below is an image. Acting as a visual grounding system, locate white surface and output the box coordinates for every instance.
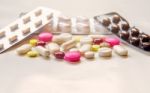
[0,0,150,93]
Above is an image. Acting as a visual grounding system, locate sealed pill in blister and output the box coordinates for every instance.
[0,7,61,53]
[44,15,112,35]
[94,12,150,52]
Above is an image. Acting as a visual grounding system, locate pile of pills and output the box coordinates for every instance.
[16,32,128,63]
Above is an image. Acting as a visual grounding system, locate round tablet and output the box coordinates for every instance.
[64,51,81,63]
[38,32,53,42]
[104,37,120,47]
[54,51,65,59]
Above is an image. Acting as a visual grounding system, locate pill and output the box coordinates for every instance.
[9,35,18,43]
[0,31,5,38]
[59,33,72,41]
[35,46,50,57]
[46,42,60,54]
[99,42,111,48]
[35,9,42,16]
[38,32,53,42]
[10,24,18,31]
[88,35,106,39]
[37,41,46,47]
[84,51,95,59]
[104,37,120,47]
[47,13,53,20]
[76,16,89,23]
[80,37,93,45]
[79,44,91,54]
[54,51,65,59]
[64,51,81,62]
[91,45,100,52]
[58,23,71,33]
[76,23,90,34]
[52,33,72,45]
[58,15,71,23]
[16,44,32,55]
[98,47,112,57]
[69,48,79,52]
[22,27,30,35]
[35,20,42,27]
[93,38,103,45]
[113,45,128,56]
[29,39,38,46]
[23,16,30,24]
[73,36,82,42]
[27,51,38,57]
[61,39,77,51]
[0,44,4,50]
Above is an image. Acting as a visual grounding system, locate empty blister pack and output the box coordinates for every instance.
[94,12,150,52]
[0,7,61,53]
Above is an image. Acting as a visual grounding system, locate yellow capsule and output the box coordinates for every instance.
[73,36,82,42]
[27,51,38,57]
[91,45,100,52]
[29,39,38,46]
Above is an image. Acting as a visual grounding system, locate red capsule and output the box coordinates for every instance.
[93,38,103,45]
[54,51,65,59]
[37,41,46,46]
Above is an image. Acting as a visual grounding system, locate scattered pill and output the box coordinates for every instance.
[79,44,91,54]
[98,47,112,57]
[27,51,38,57]
[54,51,65,59]
[80,37,93,45]
[16,44,32,55]
[113,45,128,56]
[35,46,50,57]
[73,36,82,42]
[64,51,81,62]
[61,39,77,51]
[91,45,100,52]
[99,42,110,48]
[104,37,120,47]
[88,35,106,39]
[93,38,103,45]
[84,51,95,59]
[29,39,38,46]
[37,41,46,46]
[46,42,60,54]
[69,48,79,52]
[38,32,53,42]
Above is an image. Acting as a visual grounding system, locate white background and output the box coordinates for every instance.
[0,0,150,93]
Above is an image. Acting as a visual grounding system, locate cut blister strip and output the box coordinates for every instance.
[0,7,61,53]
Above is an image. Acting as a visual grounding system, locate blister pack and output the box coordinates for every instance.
[0,7,61,53]
[94,12,150,52]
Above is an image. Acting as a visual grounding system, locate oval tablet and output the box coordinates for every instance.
[98,47,112,57]
[113,45,128,56]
